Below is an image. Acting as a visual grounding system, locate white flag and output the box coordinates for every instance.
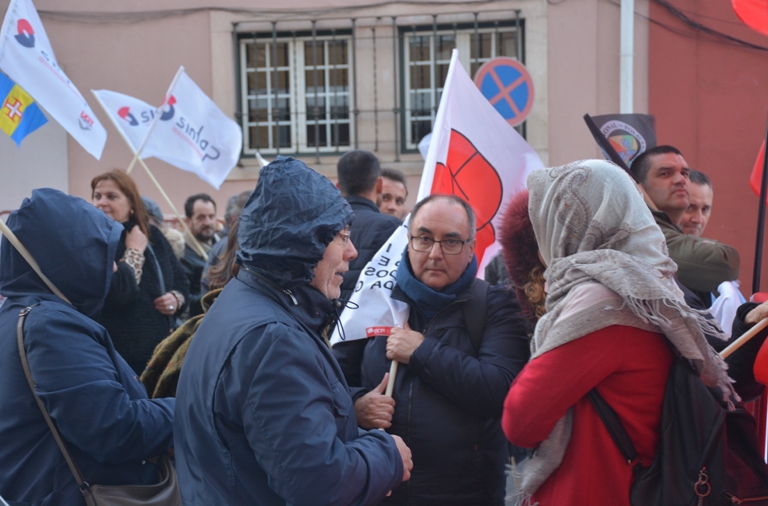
[0,0,106,159]
[330,49,543,346]
[92,89,157,157]
[136,68,242,190]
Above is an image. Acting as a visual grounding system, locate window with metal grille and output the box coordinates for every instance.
[239,32,353,155]
[401,22,524,151]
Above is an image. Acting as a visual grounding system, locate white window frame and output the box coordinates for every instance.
[402,26,521,151]
[239,34,355,155]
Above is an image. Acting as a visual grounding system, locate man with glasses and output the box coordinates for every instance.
[174,157,412,505]
[336,194,530,506]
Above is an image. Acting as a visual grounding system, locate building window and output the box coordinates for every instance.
[239,33,353,155]
[401,23,523,151]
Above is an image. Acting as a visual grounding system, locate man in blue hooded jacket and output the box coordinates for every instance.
[0,189,176,506]
[174,156,412,506]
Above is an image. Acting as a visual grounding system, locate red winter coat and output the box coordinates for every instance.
[502,325,673,506]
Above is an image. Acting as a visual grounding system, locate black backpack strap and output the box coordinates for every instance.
[588,389,639,465]
[463,279,489,356]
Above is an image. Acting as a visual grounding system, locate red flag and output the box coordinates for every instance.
[732,0,768,38]
[749,141,766,197]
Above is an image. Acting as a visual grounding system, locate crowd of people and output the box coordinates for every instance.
[1,146,768,506]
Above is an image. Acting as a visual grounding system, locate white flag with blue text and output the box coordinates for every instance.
[0,0,106,159]
[141,68,243,190]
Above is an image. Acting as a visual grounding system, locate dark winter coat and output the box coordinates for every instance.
[100,223,189,374]
[678,281,765,401]
[174,157,404,506]
[181,235,218,317]
[0,189,175,506]
[726,302,768,402]
[340,195,402,301]
[338,281,530,506]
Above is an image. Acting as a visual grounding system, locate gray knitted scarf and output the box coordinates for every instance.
[518,160,735,498]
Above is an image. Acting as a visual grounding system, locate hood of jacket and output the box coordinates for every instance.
[0,188,123,319]
[237,156,353,289]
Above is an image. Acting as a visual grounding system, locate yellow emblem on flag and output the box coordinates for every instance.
[0,84,34,136]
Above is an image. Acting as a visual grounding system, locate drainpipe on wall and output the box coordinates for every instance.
[620,0,634,113]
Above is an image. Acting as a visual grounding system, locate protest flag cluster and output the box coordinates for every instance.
[93,67,242,190]
[0,0,106,158]
[0,0,242,190]
[330,49,543,347]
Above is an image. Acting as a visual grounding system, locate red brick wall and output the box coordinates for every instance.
[649,0,768,294]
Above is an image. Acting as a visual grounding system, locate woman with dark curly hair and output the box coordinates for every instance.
[92,170,189,374]
[500,189,546,327]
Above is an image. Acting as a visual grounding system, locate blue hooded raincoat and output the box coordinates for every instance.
[174,157,404,506]
[0,189,175,506]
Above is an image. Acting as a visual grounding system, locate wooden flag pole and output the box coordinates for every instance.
[136,159,208,261]
[0,219,71,304]
[753,117,768,294]
[385,360,398,397]
[126,66,185,175]
[720,317,768,359]
[90,90,208,260]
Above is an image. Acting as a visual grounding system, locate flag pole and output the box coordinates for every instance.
[720,317,768,359]
[384,360,398,397]
[753,118,768,294]
[91,89,209,260]
[126,66,185,175]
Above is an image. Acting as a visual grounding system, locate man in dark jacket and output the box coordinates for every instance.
[630,145,740,304]
[181,193,219,317]
[174,156,412,506]
[336,194,530,506]
[334,150,403,388]
[0,189,175,506]
[337,150,402,302]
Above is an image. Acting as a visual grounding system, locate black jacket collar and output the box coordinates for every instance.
[344,195,380,213]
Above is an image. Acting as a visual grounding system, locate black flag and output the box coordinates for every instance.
[586,113,657,171]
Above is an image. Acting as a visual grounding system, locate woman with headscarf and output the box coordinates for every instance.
[92,170,189,374]
[501,160,735,506]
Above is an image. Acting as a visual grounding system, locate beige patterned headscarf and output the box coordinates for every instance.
[519,159,735,496]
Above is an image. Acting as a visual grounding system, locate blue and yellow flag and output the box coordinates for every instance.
[0,72,47,146]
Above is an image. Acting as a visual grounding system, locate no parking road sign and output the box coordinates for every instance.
[473,57,534,127]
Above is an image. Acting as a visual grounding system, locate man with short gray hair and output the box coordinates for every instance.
[335,194,529,506]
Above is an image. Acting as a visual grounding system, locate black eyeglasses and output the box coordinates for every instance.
[409,235,469,255]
